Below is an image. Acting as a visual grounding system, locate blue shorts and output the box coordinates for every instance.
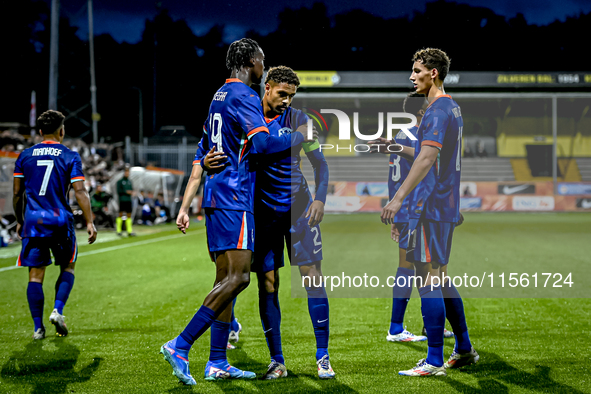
[395,222,410,250]
[17,234,78,268]
[406,218,455,267]
[252,195,323,273]
[205,208,254,253]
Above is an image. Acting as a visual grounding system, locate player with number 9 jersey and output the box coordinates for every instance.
[14,141,85,239]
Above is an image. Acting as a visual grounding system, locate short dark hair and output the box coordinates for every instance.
[37,110,65,135]
[403,92,426,115]
[265,66,300,87]
[412,48,451,81]
[226,38,261,71]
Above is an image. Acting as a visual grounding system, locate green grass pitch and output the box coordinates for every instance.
[0,213,590,393]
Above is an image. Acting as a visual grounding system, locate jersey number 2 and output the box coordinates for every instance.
[37,160,54,196]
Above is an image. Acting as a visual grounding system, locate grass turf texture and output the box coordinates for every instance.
[0,213,589,393]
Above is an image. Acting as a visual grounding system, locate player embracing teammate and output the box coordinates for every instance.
[377,48,479,376]
[160,38,315,385]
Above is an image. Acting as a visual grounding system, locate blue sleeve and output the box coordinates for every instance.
[70,153,85,183]
[251,130,304,154]
[194,129,208,169]
[13,154,24,178]
[237,94,270,140]
[422,108,449,150]
[305,148,329,204]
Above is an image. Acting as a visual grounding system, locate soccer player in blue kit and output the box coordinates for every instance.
[161,39,315,385]
[250,66,333,379]
[380,48,478,377]
[13,110,97,339]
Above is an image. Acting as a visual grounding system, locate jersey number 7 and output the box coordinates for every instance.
[37,160,54,196]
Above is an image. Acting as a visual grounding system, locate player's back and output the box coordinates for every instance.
[389,126,418,221]
[201,78,268,213]
[14,141,84,237]
[412,95,463,222]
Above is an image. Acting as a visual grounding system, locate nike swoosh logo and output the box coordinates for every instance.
[582,200,591,209]
[503,185,530,195]
[264,328,272,333]
[317,319,328,323]
[313,248,322,254]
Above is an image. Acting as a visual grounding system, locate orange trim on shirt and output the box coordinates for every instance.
[265,115,280,123]
[40,140,60,144]
[226,78,243,84]
[422,141,443,149]
[427,94,452,109]
[247,126,269,137]
[71,176,85,181]
[14,173,23,176]
[237,215,246,249]
[193,160,201,165]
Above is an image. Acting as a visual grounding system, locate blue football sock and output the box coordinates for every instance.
[27,282,44,331]
[390,266,414,335]
[230,298,239,332]
[419,285,445,367]
[177,305,216,351]
[306,285,329,360]
[441,281,472,353]
[209,320,230,363]
[259,291,284,364]
[54,271,75,315]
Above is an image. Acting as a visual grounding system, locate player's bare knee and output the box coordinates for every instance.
[229,271,250,291]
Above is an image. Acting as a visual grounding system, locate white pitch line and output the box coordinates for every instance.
[0,230,204,273]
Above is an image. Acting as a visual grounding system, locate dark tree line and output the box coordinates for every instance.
[1,0,587,142]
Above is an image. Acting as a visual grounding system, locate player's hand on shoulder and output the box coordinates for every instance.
[368,138,401,154]
[306,200,324,227]
[87,222,97,244]
[177,210,190,234]
[204,147,228,170]
[391,223,400,243]
[296,124,319,143]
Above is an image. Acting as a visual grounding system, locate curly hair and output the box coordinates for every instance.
[226,38,261,71]
[403,92,426,115]
[264,65,300,87]
[37,110,65,135]
[412,48,451,82]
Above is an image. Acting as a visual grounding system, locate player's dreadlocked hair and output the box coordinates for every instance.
[403,92,426,115]
[412,48,451,81]
[226,38,261,71]
[264,66,300,87]
[37,110,65,135]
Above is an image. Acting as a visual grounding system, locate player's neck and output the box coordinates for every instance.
[230,68,254,87]
[426,83,445,102]
[42,136,61,144]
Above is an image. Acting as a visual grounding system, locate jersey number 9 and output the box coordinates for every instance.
[210,113,223,153]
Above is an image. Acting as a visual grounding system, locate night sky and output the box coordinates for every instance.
[50,0,591,43]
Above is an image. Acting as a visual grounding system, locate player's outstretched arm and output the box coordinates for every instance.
[250,127,318,155]
[12,177,25,240]
[177,164,203,234]
[73,181,97,244]
[381,146,438,224]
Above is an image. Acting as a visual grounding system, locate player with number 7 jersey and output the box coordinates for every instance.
[13,109,97,340]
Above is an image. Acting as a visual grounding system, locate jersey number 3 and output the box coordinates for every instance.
[37,160,54,196]
[391,156,401,182]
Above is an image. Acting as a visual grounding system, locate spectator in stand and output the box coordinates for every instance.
[91,184,114,228]
[138,190,155,225]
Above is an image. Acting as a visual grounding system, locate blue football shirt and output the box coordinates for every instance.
[198,78,270,213]
[14,141,85,237]
[408,95,463,223]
